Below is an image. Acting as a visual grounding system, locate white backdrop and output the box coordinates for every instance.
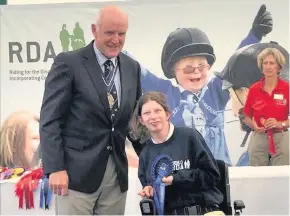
[0,1,289,215]
[1,0,289,165]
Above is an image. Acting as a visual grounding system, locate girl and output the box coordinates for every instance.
[0,110,41,169]
[130,91,223,215]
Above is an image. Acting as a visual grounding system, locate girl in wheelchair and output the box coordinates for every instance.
[130,91,225,215]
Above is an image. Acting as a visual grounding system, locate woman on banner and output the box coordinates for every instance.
[0,110,41,169]
[130,91,224,215]
[243,48,289,166]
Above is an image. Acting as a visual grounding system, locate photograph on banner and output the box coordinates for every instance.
[0,0,289,172]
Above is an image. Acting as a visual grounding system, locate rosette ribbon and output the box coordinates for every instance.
[39,175,53,209]
[14,168,52,210]
[261,118,276,155]
[0,167,25,181]
[151,154,174,216]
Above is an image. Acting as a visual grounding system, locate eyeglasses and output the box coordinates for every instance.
[176,64,209,74]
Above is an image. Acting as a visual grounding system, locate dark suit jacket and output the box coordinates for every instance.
[39,41,142,193]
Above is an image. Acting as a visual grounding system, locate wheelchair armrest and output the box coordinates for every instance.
[233,200,245,215]
[139,197,156,215]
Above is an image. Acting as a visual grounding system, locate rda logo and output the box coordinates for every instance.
[59,22,86,52]
[8,22,87,63]
[9,41,56,63]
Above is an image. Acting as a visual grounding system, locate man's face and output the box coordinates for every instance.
[230,88,249,117]
[92,14,128,58]
[174,56,210,93]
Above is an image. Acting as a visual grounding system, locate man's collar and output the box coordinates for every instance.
[93,41,117,67]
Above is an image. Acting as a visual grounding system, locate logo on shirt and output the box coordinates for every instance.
[173,159,191,170]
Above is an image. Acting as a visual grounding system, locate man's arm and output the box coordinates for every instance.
[40,53,73,175]
[128,62,143,156]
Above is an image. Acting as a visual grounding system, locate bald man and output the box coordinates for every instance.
[39,5,142,215]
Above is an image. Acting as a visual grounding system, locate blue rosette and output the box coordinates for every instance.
[151,154,174,216]
[39,176,53,210]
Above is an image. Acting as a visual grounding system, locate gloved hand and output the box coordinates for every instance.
[251,4,273,40]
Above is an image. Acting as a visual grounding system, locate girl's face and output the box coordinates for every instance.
[262,54,280,78]
[24,119,40,167]
[174,56,210,93]
[139,100,170,135]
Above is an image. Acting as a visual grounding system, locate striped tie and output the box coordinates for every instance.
[104,60,118,120]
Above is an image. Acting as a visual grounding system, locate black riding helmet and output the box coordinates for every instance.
[161,28,216,79]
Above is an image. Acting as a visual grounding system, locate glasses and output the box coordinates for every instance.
[176,64,209,74]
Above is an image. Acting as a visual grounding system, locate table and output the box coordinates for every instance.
[1,166,289,215]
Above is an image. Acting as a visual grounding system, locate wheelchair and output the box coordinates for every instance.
[140,160,245,215]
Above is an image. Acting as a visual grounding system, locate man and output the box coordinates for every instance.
[39,5,142,215]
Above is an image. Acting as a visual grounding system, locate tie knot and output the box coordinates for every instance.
[104,60,114,80]
[104,60,113,68]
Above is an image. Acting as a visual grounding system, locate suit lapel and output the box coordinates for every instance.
[114,54,130,123]
[82,42,111,119]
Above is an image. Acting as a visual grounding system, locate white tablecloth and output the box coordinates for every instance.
[1,166,289,215]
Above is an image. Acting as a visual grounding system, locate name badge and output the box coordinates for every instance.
[274,94,284,100]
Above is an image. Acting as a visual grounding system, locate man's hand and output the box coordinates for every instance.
[138,186,153,198]
[251,4,273,40]
[49,170,69,196]
[162,175,173,185]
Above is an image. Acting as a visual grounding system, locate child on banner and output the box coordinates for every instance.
[125,4,273,165]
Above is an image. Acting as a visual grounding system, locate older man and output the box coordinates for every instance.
[39,5,142,215]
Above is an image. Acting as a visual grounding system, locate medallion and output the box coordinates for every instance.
[107,93,115,109]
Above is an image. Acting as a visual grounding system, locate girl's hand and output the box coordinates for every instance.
[138,186,153,198]
[162,175,173,185]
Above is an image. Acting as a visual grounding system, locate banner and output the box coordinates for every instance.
[0,0,289,172]
[0,0,6,5]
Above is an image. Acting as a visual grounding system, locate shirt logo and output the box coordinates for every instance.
[275,98,287,106]
[173,159,191,170]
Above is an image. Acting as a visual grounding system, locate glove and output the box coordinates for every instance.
[251,4,273,40]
